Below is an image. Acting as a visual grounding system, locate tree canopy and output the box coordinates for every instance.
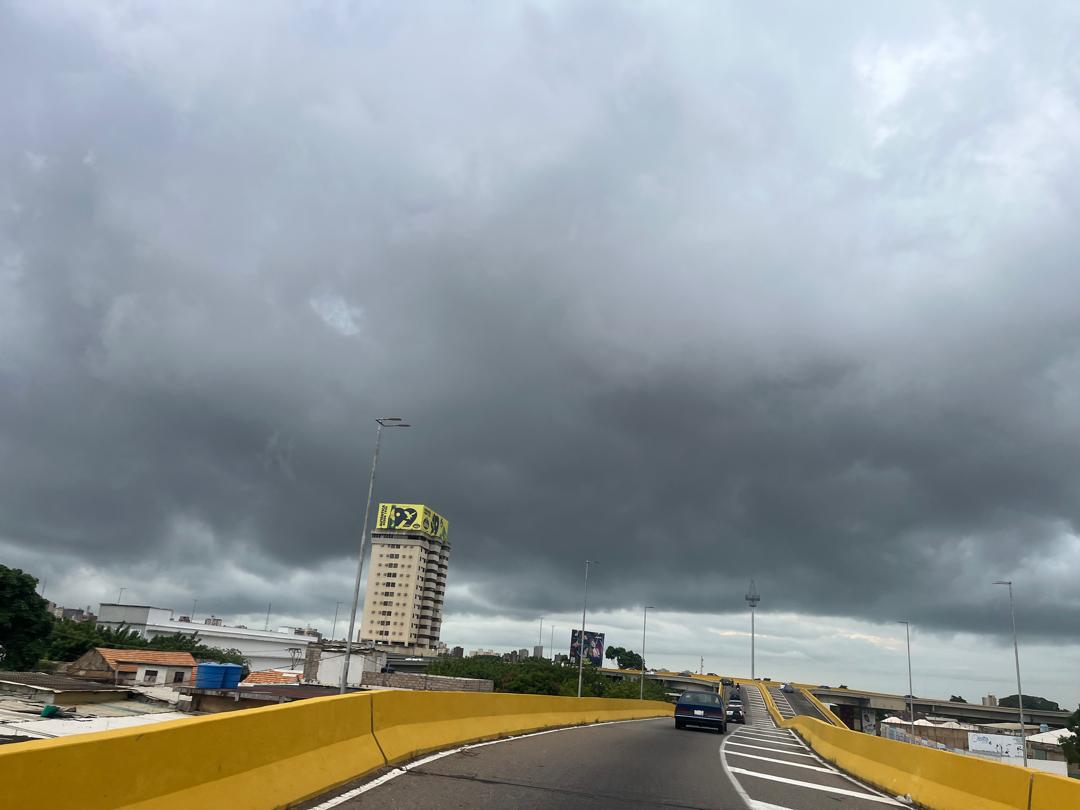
[999,694,1060,711]
[0,565,54,670]
[1062,706,1080,766]
[604,645,644,671]
[428,655,668,700]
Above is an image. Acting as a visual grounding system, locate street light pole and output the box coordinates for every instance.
[898,620,915,738]
[745,580,760,680]
[577,560,596,698]
[339,417,410,694]
[331,601,345,640]
[994,580,1028,767]
[640,605,655,700]
[538,616,544,658]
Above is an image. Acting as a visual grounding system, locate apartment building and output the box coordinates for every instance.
[359,503,450,655]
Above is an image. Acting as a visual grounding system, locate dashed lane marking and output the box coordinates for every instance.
[724,741,817,758]
[725,750,836,773]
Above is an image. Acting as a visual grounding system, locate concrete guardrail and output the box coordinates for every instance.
[753,682,1079,810]
[0,691,671,809]
[797,686,846,727]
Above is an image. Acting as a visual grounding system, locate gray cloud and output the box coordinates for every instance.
[3,1,1080,684]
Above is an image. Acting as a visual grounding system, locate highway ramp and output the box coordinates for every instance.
[300,707,901,809]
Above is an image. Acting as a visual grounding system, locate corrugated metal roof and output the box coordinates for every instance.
[96,648,197,669]
[0,672,127,692]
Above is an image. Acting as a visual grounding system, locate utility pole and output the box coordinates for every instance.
[339,417,410,694]
[745,580,760,679]
[549,625,554,662]
[898,620,915,738]
[117,587,127,603]
[191,598,198,622]
[640,606,654,700]
[994,580,1028,767]
[577,560,597,698]
[264,602,272,631]
[331,601,345,640]
[538,617,544,658]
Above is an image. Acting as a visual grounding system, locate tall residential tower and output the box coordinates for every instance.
[359,503,450,655]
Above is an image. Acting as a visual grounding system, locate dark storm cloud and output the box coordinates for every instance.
[3,2,1080,642]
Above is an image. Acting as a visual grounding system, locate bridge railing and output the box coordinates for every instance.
[0,691,672,810]
[753,682,1078,810]
[797,686,846,727]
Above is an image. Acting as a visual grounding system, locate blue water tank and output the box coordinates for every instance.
[195,663,225,689]
[220,663,244,689]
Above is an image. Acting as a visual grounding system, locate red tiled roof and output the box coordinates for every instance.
[239,669,303,685]
[96,648,197,670]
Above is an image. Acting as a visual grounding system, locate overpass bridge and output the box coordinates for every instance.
[810,686,1073,731]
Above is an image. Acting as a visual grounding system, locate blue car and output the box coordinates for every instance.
[674,691,727,733]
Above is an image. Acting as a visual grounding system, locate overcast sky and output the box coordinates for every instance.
[3,1,1079,707]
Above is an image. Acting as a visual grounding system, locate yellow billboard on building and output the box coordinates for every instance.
[376,503,449,541]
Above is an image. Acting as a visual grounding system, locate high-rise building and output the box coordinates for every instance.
[359,503,451,656]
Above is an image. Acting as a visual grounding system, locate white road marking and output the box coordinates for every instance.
[306,717,658,809]
[730,734,805,748]
[728,768,904,806]
[725,741,817,758]
[732,728,791,738]
[725,750,837,773]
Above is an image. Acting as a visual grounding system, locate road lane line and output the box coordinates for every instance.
[306,717,659,809]
[733,728,790,738]
[728,768,904,806]
[725,741,817,757]
[730,734,805,747]
[725,750,835,773]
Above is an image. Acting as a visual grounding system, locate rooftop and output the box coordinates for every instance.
[0,672,128,693]
[96,648,197,669]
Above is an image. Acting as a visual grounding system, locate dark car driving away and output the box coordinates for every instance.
[725,696,745,724]
[674,691,726,733]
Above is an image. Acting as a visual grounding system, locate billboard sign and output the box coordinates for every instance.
[570,629,605,666]
[968,732,1025,758]
[376,503,449,541]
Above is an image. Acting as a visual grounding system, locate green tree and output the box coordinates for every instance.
[604,645,644,671]
[46,619,145,662]
[1061,706,1080,767]
[0,565,54,670]
[144,632,248,668]
[1000,694,1061,711]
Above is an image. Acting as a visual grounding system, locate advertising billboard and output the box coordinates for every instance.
[968,732,1025,758]
[570,629,605,666]
[376,503,449,541]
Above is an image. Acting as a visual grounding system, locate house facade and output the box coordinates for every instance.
[67,648,197,686]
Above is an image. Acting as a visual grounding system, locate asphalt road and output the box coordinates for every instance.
[300,698,903,810]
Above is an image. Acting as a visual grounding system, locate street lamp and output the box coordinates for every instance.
[640,605,655,700]
[339,417,411,694]
[745,580,760,679]
[331,601,346,640]
[577,559,597,698]
[994,580,1028,767]
[538,616,544,658]
[898,621,914,738]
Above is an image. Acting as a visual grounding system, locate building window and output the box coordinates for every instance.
[143,670,159,683]
[173,671,185,683]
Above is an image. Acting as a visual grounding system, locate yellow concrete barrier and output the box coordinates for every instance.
[0,691,384,810]
[1029,770,1080,810]
[0,691,672,810]
[798,686,846,727]
[753,682,1080,810]
[372,691,672,764]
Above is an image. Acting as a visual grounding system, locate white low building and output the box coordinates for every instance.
[97,603,317,672]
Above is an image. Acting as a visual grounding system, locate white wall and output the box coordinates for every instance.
[313,651,386,688]
[133,665,191,685]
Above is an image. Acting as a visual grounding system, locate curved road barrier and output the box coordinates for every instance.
[753,682,1080,810]
[798,686,846,727]
[0,691,671,810]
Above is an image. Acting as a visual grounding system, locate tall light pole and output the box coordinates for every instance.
[577,559,597,698]
[994,580,1028,767]
[898,620,915,738]
[117,587,127,603]
[339,417,410,694]
[331,601,345,640]
[538,617,544,658]
[549,625,554,662]
[640,605,655,700]
[745,580,760,680]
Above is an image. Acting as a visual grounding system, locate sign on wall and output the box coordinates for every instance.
[968,732,1025,758]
